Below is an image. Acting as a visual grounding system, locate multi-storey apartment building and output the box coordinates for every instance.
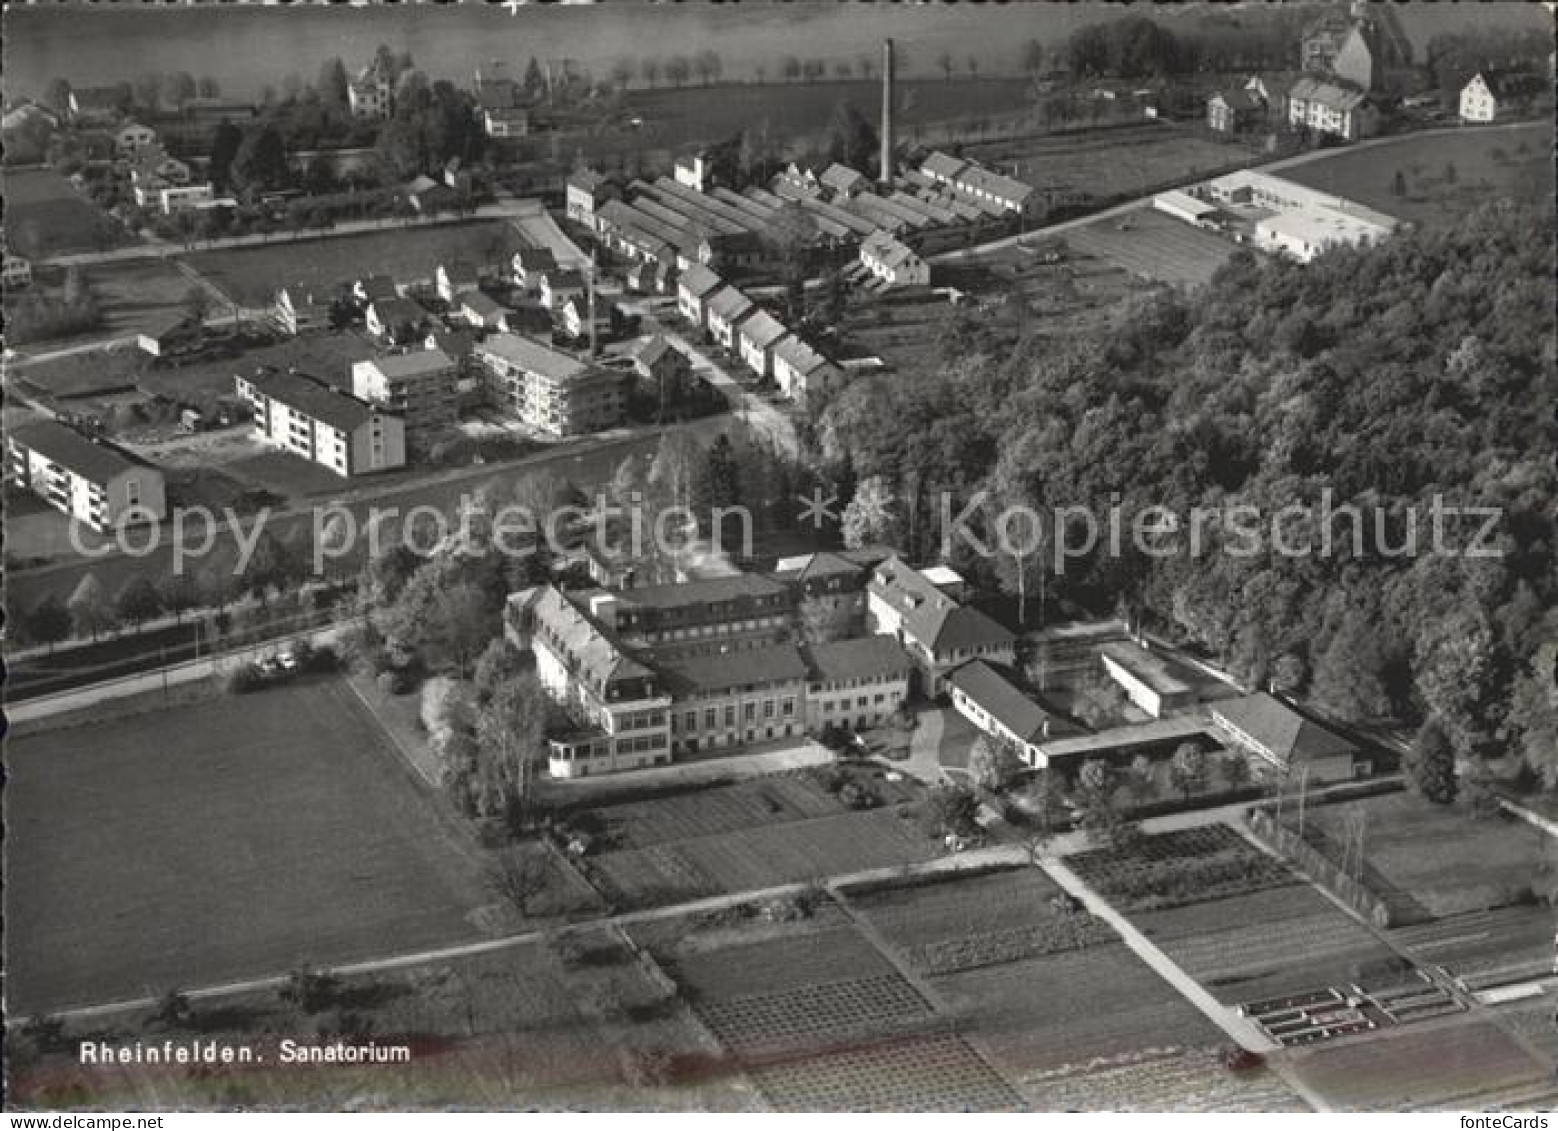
[351,349,459,448]
[475,332,627,438]
[6,420,166,531]
[235,368,406,477]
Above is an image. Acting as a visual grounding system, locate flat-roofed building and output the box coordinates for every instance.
[235,368,406,477]
[475,332,627,437]
[351,349,459,448]
[6,420,167,531]
[1099,640,1198,718]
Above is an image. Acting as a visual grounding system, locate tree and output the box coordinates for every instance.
[1412,719,1459,805]
[474,671,551,829]
[115,575,164,631]
[1444,162,1458,186]
[318,57,350,105]
[665,55,692,89]
[781,56,803,83]
[486,845,553,917]
[826,100,878,172]
[919,783,980,839]
[68,573,116,640]
[245,529,304,601]
[472,637,526,706]
[1020,39,1047,76]
[150,988,193,1030]
[279,966,342,1014]
[208,120,244,193]
[1391,170,1407,198]
[694,50,723,87]
[1075,758,1122,844]
[841,476,898,550]
[182,286,210,325]
[1169,743,1206,801]
[609,58,635,93]
[43,77,73,116]
[133,73,163,112]
[970,736,1023,791]
[1221,752,1252,792]
[699,433,743,515]
[23,595,73,653]
[797,593,848,645]
[197,76,221,98]
[162,71,197,109]
[640,57,661,89]
[937,50,955,82]
[1125,754,1157,804]
[229,123,290,199]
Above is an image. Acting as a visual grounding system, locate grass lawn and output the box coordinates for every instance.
[1306,792,1546,919]
[84,258,204,340]
[186,222,527,306]
[3,168,133,258]
[4,675,492,1014]
[1280,123,1554,226]
[971,123,1254,201]
[8,928,756,1112]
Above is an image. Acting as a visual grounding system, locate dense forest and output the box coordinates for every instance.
[809,201,1556,783]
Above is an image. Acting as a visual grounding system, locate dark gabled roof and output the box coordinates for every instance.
[1211,692,1356,766]
[1289,75,1369,111]
[513,246,558,273]
[8,420,150,483]
[440,259,479,285]
[949,660,1074,744]
[428,328,475,357]
[632,335,681,368]
[869,556,1014,654]
[1471,69,1545,100]
[541,268,586,292]
[514,586,654,690]
[738,309,790,351]
[706,286,754,324]
[460,290,509,319]
[569,169,609,194]
[357,274,398,301]
[369,296,426,327]
[1212,89,1264,113]
[243,368,384,432]
[659,643,808,695]
[804,636,914,684]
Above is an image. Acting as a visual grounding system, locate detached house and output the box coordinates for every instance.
[1287,76,1379,142]
[1460,70,1544,124]
[271,287,330,337]
[1206,89,1264,133]
[457,290,515,333]
[566,169,619,230]
[511,246,558,294]
[348,62,393,119]
[559,293,624,345]
[859,229,930,289]
[538,268,586,312]
[771,335,839,404]
[436,260,480,304]
[365,296,428,344]
[114,121,158,157]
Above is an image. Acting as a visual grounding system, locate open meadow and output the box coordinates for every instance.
[185,221,529,305]
[1304,792,1545,920]
[4,676,491,1014]
[8,927,757,1112]
[1279,122,1554,227]
[1067,205,1236,289]
[3,167,132,258]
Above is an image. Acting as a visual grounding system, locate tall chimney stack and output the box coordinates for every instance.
[880,38,895,186]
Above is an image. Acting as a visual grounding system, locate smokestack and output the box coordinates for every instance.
[880,38,894,186]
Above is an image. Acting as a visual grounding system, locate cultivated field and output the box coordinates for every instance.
[5,676,490,1013]
[846,866,1117,975]
[573,768,937,910]
[969,123,1254,204]
[1280,122,1554,227]
[1304,792,1545,920]
[1067,825,1295,914]
[1018,1047,1311,1112]
[3,167,132,258]
[1281,1016,1552,1111]
[1388,905,1556,984]
[1132,882,1398,1009]
[186,221,528,305]
[637,907,1020,1111]
[1067,205,1236,289]
[9,929,757,1112]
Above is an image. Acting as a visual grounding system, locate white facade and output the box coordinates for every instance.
[6,425,167,532]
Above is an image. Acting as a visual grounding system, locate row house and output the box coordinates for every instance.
[772,335,840,404]
[235,368,406,477]
[676,263,724,328]
[6,420,166,531]
[435,260,480,304]
[705,286,754,351]
[456,290,515,333]
[736,308,791,380]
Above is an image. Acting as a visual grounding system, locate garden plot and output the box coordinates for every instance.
[1019,1047,1311,1112]
[846,866,1117,975]
[1135,884,1400,1009]
[1067,824,1296,912]
[748,1031,1022,1112]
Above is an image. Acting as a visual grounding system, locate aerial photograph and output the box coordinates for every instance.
[1,0,1554,1115]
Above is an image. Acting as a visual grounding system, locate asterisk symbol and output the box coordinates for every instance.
[795,487,840,531]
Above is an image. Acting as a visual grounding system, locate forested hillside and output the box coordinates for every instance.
[810,201,1556,781]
